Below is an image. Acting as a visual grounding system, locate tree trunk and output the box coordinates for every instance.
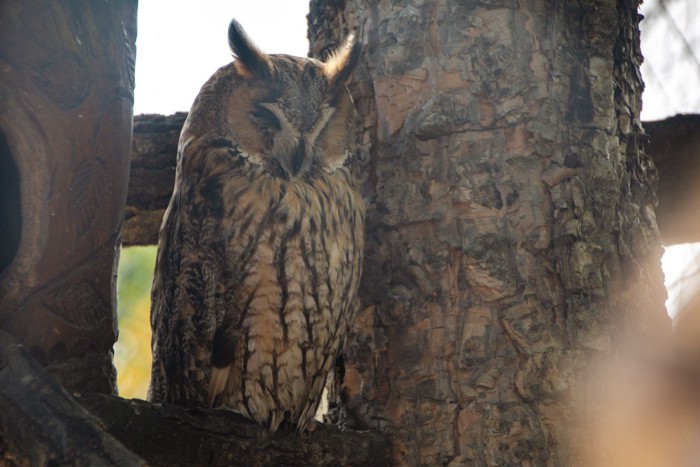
[309,0,668,465]
[0,0,137,393]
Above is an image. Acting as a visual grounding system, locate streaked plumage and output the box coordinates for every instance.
[147,19,364,432]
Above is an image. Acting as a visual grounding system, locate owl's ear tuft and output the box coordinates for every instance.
[229,19,271,79]
[322,33,362,87]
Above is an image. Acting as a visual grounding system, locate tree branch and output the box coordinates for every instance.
[79,394,389,466]
[0,330,145,466]
[0,330,389,466]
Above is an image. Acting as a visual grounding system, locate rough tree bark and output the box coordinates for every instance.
[308,0,668,465]
[0,0,137,394]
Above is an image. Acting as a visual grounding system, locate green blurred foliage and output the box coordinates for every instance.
[115,246,157,399]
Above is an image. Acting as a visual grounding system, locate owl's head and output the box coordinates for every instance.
[194,19,361,180]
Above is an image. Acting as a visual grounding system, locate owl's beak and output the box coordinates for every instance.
[272,131,311,179]
[289,139,306,176]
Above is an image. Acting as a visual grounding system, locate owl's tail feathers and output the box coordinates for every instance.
[208,366,231,407]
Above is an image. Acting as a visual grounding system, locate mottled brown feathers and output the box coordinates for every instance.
[148,19,363,432]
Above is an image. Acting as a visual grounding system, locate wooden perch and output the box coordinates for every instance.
[0,330,389,466]
[0,330,145,466]
[79,394,389,466]
[124,114,700,247]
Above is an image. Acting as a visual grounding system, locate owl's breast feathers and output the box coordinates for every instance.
[149,18,363,432]
[149,136,364,431]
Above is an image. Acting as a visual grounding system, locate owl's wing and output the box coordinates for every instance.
[148,188,195,404]
[207,310,237,406]
[148,148,232,406]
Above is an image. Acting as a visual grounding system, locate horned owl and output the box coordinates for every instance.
[147,19,364,433]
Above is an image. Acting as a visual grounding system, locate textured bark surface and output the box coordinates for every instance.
[0,330,389,466]
[308,0,669,465]
[0,0,137,393]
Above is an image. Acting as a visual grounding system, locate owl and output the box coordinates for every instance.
[147,19,364,433]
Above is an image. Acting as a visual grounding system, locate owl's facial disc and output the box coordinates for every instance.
[258,102,335,178]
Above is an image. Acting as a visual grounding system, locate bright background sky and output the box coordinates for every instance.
[134,1,309,115]
[132,0,700,316]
